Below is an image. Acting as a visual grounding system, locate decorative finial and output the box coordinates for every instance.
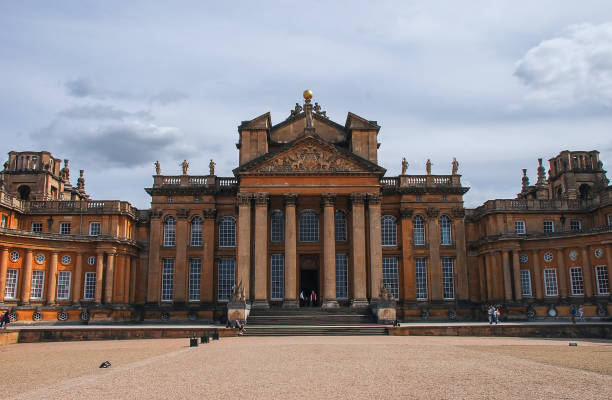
[303,89,313,100]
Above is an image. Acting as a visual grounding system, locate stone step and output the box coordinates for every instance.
[246,316,375,326]
[244,326,388,336]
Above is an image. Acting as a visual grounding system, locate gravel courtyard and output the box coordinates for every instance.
[2,336,611,399]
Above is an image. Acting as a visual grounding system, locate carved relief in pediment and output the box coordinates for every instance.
[255,143,362,173]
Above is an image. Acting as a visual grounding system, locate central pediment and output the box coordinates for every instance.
[235,135,385,175]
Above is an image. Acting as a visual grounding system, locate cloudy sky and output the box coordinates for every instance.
[1,1,612,209]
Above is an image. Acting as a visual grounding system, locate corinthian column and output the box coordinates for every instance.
[253,193,269,308]
[45,251,57,304]
[236,193,252,301]
[283,194,298,307]
[322,194,338,308]
[368,193,382,302]
[21,250,34,304]
[104,251,115,304]
[350,193,368,307]
[95,251,104,303]
[0,247,8,302]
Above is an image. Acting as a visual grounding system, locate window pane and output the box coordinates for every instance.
[4,269,18,298]
[60,222,71,235]
[89,222,101,236]
[335,254,348,299]
[189,259,201,301]
[413,215,425,245]
[515,221,525,235]
[190,217,202,247]
[382,257,399,299]
[299,211,319,242]
[544,220,554,233]
[32,223,42,233]
[415,258,428,300]
[84,272,96,300]
[30,270,45,299]
[163,217,176,247]
[442,257,455,299]
[271,254,284,300]
[381,216,397,246]
[270,211,284,242]
[569,267,584,296]
[161,259,174,301]
[595,266,610,295]
[218,258,235,301]
[544,268,558,296]
[334,211,347,242]
[219,217,236,247]
[57,271,71,300]
[440,215,452,245]
[520,270,532,297]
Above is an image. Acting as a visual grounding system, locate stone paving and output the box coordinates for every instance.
[2,336,611,399]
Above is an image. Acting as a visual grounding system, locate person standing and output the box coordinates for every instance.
[310,290,317,307]
[487,305,494,324]
[299,290,305,307]
[1,311,10,329]
[494,307,500,324]
[578,305,585,322]
[569,305,577,324]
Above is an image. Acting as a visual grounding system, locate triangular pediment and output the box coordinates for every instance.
[270,113,347,145]
[236,135,385,175]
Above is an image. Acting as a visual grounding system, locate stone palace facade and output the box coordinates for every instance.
[0,91,611,323]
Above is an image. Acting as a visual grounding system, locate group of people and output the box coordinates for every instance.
[0,311,11,329]
[569,305,585,324]
[234,319,247,335]
[487,305,501,324]
[299,290,318,307]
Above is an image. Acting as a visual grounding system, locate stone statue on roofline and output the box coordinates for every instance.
[452,157,459,175]
[154,160,161,175]
[209,159,216,176]
[181,159,189,175]
[426,159,432,175]
[401,157,408,175]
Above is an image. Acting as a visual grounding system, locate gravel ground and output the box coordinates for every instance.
[3,336,611,399]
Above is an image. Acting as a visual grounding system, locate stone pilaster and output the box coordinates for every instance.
[104,251,115,304]
[236,193,252,301]
[174,212,189,303]
[0,247,8,302]
[453,213,469,300]
[350,193,368,307]
[322,193,338,308]
[532,250,543,300]
[73,253,83,304]
[426,208,442,300]
[21,250,34,304]
[511,250,522,301]
[123,255,131,303]
[45,251,57,305]
[502,250,513,301]
[478,255,487,302]
[400,209,414,301]
[485,252,494,301]
[95,251,104,303]
[253,193,269,308]
[147,211,162,303]
[283,194,298,307]
[581,247,593,298]
[368,193,383,302]
[556,248,568,298]
[202,209,216,303]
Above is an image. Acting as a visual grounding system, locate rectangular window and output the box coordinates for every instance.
[543,220,554,233]
[1,215,7,228]
[520,269,532,297]
[30,270,45,299]
[415,258,428,300]
[60,222,71,235]
[515,220,526,235]
[161,259,174,302]
[570,220,582,231]
[57,271,71,300]
[188,259,201,302]
[569,267,584,296]
[270,254,284,300]
[270,211,284,243]
[335,254,348,299]
[543,268,558,296]
[31,222,43,233]
[89,222,101,236]
[607,214,612,227]
[4,269,18,298]
[442,257,455,300]
[83,272,96,300]
[595,266,610,295]
[382,257,399,300]
[218,258,235,301]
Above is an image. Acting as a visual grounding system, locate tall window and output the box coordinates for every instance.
[515,220,526,235]
[190,217,202,247]
[189,259,201,302]
[382,257,399,299]
[334,210,347,242]
[570,220,582,231]
[161,259,174,302]
[520,270,532,297]
[270,210,284,242]
[569,267,584,296]
[30,270,45,299]
[163,216,176,247]
[83,272,96,300]
[335,254,348,299]
[219,217,236,247]
[57,271,71,300]
[607,214,612,227]
[4,269,18,298]
[218,258,235,301]
[1,215,7,228]
[60,222,71,235]
[543,268,558,296]
[299,211,319,242]
[271,254,284,300]
[595,266,610,295]
[415,258,428,300]
[413,215,425,245]
[381,215,397,246]
[89,222,101,236]
[442,257,455,299]
[440,215,452,245]
[543,220,554,233]
[31,222,43,233]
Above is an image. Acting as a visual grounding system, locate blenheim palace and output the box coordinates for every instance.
[0,91,611,323]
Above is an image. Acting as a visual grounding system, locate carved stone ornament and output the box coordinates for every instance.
[321,193,336,206]
[426,207,440,218]
[202,209,217,220]
[368,193,381,205]
[255,143,361,173]
[177,208,190,219]
[350,193,366,205]
[452,207,466,218]
[231,280,246,302]
[150,209,163,219]
[399,208,414,219]
[284,193,298,206]
[237,193,252,206]
[255,193,269,206]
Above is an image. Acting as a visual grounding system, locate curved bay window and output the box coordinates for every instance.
[190,217,202,247]
[334,210,347,242]
[219,216,236,247]
[413,215,425,245]
[440,215,452,245]
[163,216,176,247]
[270,210,284,242]
[381,215,397,246]
[299,211,319,242]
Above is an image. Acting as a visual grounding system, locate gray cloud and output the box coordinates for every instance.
[149,89,188,105]
[58,104,153,121]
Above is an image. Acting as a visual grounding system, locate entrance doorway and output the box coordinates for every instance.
[299,254,320,307]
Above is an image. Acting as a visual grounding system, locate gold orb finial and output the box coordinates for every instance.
[303,89,313,100]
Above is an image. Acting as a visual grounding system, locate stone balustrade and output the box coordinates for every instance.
[0,226,139,245]
[380,175,462,190]
[0,190,25,211]
[24,200,138,218]
[152,175,238,189]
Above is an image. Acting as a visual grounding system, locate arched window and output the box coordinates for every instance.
[299,211,319,242]
[440,215,452,245]
[270,210,284,242]
[190,217,202,247]
[413,215,425,245]
[334,210,347,242]
[219,217,236,247]
[381,215,397,246]
[163,216,176,247]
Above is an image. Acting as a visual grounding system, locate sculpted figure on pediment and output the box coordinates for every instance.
[255,143,360,173]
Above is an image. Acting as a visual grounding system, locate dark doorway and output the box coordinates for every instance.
[299,254,320,307]
[18,185,31,200]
